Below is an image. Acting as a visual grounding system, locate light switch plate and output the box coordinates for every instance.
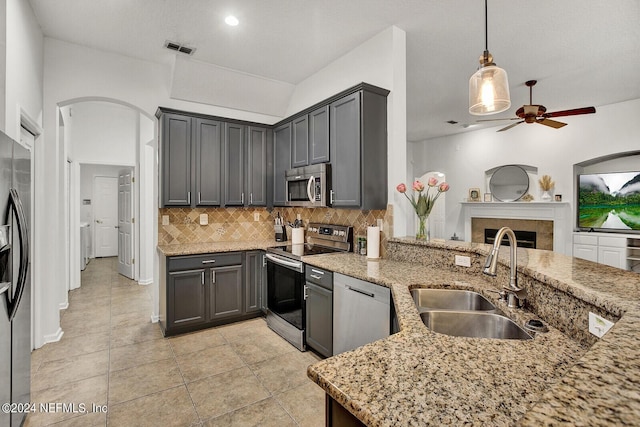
[454,255,471,267]
[589,312,614,338]
[254,212,260,222]
[377,218,383,231]
[199,214,208,225]
[162,215,169,225]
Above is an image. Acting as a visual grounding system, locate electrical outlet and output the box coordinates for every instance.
[254,212,260,222]
[377,218,383,231]
[199,214,208,226]
[454,255,471,267]
[296,213,301,221]
[162,215,169,225]
[589,312,614,338]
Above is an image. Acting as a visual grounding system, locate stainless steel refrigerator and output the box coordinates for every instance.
[0,130,31,427]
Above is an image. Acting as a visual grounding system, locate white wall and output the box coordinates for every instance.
[286,26,408,237]
[5,0,43,138]
[412,98,640,244]
[69,102,137,165]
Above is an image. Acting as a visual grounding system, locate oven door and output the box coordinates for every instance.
[265,253,306,350]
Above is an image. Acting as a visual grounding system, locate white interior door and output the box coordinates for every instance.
[94,176,118,257]
[118,170,134,279]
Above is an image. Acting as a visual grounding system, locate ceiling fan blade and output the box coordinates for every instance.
[537,118,567,129]
[543,106,596,118]
[497,121,524,132]
[477,117,521,122]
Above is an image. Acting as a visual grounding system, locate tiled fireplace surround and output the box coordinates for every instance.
[159,205,393,256]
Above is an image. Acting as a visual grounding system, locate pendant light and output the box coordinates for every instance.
[469,0,510,115]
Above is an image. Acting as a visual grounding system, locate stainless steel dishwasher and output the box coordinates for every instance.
[333,273,390,355]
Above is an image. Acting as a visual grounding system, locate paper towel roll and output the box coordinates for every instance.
[367,226,380,259]
[291,228,305,245]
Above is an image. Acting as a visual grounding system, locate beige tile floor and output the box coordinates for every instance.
[26,257,325,427]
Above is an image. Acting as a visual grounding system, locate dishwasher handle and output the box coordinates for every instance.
[347,286,375,298]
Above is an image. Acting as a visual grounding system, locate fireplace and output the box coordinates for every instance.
[473,218,553,250]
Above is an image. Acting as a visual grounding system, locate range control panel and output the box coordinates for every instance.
[307,223,353,246]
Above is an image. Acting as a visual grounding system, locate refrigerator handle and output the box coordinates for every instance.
[6,188,29,321]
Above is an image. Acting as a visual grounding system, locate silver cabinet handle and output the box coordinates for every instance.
[330,189,334,204]
[347,286,375,298]
[311,269,324,275]
[211,270,216,284]
[310,274,322,280]
[201,260,216,264]
[198,192,201,204]
[201,271,205,285]
[303,285,308,300]
[188,191,191,204]
[241,193,244,204]
[250,193,253,204]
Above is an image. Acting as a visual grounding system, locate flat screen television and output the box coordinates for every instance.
[577,171,640,232]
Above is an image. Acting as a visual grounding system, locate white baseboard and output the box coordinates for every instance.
[150,314,159,323]
[59,302,69,310]
[43,328,64,344]
[138,278,153,286]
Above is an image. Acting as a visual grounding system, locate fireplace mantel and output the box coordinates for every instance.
[461,202,571,254]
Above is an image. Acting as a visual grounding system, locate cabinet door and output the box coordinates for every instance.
[224,123,246,205]
[247,127,268,206]
[598,246,626,269]
[273,123,292,206]
[194,118,222,206]
[162,114,192,206]
[291,115,309,168]
[309,106,330,164]
[168,269,206,328]
[209,265,243,320]
[244,251,262,314]
[573,244,598,262]
[330,93,361,207]
[305,282,333,357]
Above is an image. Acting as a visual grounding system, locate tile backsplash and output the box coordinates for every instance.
[158,205,393,256]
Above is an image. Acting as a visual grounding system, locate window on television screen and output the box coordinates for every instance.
[578,172,640,231]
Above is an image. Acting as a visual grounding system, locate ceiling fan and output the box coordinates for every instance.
[478,80,596,132]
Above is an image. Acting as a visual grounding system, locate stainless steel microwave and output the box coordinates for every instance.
[285,163,330,207]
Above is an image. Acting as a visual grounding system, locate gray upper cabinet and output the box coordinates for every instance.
[194,118,222,206]
[273,122,292,206]
[161,113,192,206]
[330,88,388,210]
[309,106,330,164]
[330,93,362,207]
[246,126,268,206]
[224,123,246,206]
[291,115,309,168]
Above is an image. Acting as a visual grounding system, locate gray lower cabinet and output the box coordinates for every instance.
[167,269,206,329]
[244,251,264,314]
[273,122,292,206]
[305,265,333,357]
[159,251,262,336]
[329,87,388,210]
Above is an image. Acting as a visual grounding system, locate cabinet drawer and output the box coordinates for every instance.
[598,236,626,248]
[306,266,333,290]
[573,234,598,245]
[168,252,243,271]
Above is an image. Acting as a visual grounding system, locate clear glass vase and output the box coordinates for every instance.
[416,215,429,240]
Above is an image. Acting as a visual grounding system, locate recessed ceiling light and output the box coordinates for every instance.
[225,15,239,26]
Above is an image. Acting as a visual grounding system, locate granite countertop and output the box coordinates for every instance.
[157,239,286,256]
[303,239,640,426]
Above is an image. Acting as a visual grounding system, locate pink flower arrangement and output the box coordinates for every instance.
[397,178,450,217]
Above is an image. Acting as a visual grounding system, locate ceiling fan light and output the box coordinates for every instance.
[469,65,511,115]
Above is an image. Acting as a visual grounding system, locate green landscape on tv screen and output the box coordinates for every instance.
[578,172,640,231]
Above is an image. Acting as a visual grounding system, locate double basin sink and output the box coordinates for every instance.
[411,288,532,340]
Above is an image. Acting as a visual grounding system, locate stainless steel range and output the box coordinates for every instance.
[265,223,352,351]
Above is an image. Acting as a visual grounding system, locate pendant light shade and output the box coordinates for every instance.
[469,63,510,115]
[469,0,511,115]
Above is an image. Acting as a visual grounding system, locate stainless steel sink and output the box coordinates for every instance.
[411,289,496,313]
[420,311,532,340]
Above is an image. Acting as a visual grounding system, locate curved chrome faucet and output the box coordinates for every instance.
[483,227,527,308]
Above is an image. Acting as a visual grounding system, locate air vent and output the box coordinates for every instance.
[164,40,196,55]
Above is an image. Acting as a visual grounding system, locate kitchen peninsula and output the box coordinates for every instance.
[304,237,640,426]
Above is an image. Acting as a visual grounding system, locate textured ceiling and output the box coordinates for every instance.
[29,0,640,141]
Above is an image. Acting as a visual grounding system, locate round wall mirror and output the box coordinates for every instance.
[489,165,529,202]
